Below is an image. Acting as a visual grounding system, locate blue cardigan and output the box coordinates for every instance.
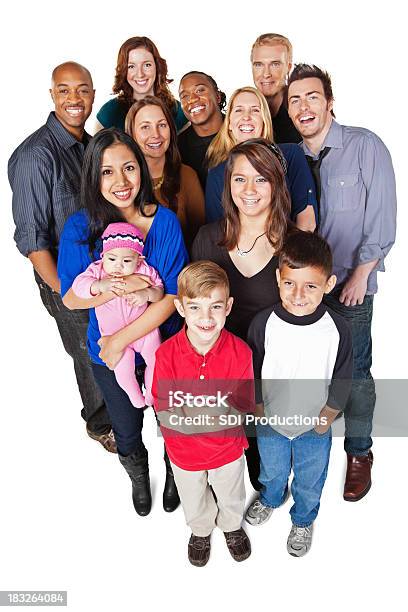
[205,143,318,223]
[58,205,188,365]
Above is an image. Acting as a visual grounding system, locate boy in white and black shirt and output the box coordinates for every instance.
[245,231,352,556]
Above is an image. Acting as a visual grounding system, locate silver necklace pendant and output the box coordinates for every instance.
[236,232,266,258]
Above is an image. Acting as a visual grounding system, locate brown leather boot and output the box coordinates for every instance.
[343,451,374,502]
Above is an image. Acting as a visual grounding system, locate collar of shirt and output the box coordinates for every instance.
[177,325,228,360]
[46,112,91,151]
[301,119,344,159]
[274,302,327,326]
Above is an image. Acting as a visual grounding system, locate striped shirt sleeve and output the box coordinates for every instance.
[9,147,53,256]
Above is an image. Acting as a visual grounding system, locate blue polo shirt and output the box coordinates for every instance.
[205,143,318,224]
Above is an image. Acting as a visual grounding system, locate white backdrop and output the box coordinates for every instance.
[0,1,406,610]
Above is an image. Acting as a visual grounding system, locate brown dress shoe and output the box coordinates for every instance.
[86,426,117,454]
[188,534,211,567]
[224,527,251,562]
[343,450,373,502]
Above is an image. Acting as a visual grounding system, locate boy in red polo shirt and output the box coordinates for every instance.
[153,261,254,567]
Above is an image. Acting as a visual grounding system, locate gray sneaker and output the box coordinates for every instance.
[287,524,313,557]
[245,499,274,526]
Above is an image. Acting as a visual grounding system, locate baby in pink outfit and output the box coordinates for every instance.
[73,222,163,408]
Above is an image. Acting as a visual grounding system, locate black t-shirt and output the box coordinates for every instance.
[191,220,280,341]
[177,125,217,190]
[269,99,301,144]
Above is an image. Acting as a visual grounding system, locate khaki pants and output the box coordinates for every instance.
[170,455,246,537]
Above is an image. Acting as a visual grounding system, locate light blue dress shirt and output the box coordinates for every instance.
[300,120,397,293]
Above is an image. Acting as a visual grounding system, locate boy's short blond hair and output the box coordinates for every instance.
[250,33,293,64]
[177,261,230,300]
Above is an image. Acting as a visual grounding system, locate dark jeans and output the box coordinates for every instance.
[324,291,375,455]
[34,272,111,434]
[91,363,145,456]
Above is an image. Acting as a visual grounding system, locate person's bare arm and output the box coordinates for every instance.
[146,286,164,303]
[124,285,164,307]
[98,294,176,369]
[157,402,245,434]
[295,205,316,232]
[64,271,153,309]
[63,286,116,309]
[255,402,264,418]
[314,404,340,434]
[339,260,379,306]
[28,250,60,293]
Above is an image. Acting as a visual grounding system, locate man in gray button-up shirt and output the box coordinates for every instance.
[287,64,397,502]
[8,62,114,452]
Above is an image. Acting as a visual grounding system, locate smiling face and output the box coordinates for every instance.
[179,73,221,127]
[288,77,333,142]
[100,143,141,215]
[230,154,272,219]
[131,104,170,161]
[127,47,156,99]
[102,247,139,277]
[277,264,336,316]
[175,287,233,353]
[50,64,94,138]
[229,91,264,143]
[252,43,291,99]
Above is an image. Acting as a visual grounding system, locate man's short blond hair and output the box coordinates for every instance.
[177,261,230,301]
[250,33,293,64]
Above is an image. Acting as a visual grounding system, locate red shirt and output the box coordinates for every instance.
[152,327,255,471]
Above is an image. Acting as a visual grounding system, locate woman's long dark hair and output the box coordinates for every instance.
[125,96,181,212]
[220,138,291,252]
[80,128,156,255]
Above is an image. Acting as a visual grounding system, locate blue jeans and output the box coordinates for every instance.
[257,425,332,527]
[324,291,375,455]
[91,363,145,456]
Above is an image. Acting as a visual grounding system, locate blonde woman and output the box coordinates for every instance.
[205,86,317,231]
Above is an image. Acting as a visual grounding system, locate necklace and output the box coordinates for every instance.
[153,175,164,190]
[236,232,266,257]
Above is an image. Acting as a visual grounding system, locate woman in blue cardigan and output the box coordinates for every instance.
[58,128,188,517]
[205,86,317,230]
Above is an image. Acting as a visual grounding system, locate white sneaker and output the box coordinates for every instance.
[287,524,313,557]
[245,499,274,526]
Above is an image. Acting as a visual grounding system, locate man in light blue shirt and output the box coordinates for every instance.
[287,64,397,502]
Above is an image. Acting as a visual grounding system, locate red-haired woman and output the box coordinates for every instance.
[95,36,187,133]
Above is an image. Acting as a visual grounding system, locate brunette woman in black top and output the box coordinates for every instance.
[192,138,294,489]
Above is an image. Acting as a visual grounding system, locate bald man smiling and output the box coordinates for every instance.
[8,62,115,452]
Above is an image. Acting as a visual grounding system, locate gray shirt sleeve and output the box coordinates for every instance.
[9,147,53,256]
[357,132,397,271]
